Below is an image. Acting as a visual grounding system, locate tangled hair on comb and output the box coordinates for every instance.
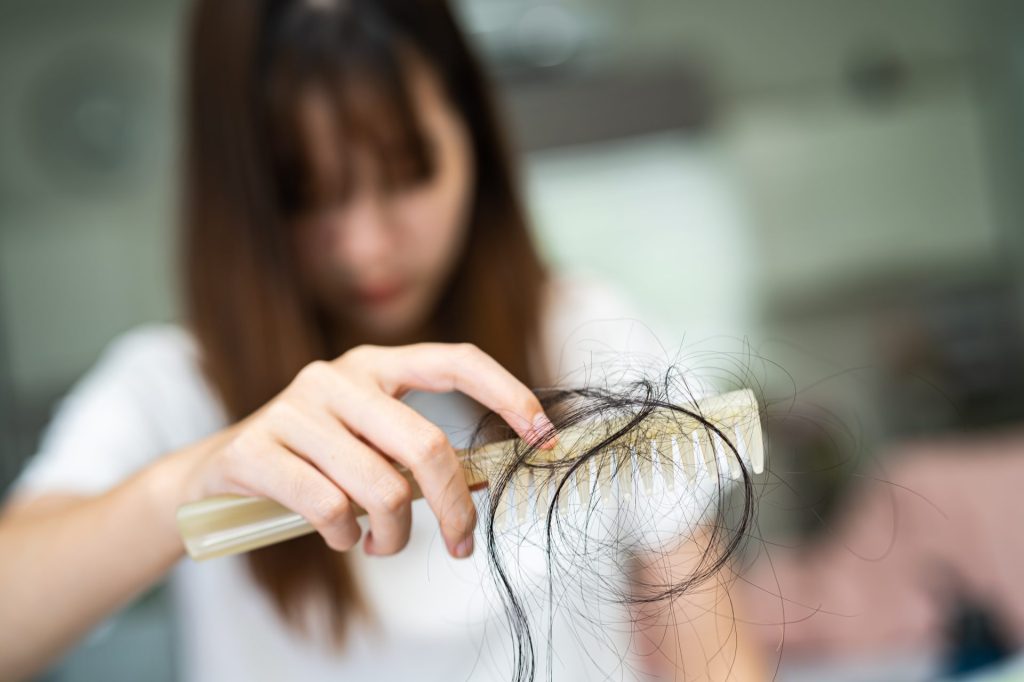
[469,369,760,682]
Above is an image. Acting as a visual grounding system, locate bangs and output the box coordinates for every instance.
[262,3,437,214]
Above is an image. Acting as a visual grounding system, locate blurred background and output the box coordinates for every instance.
[1,0,1023,680]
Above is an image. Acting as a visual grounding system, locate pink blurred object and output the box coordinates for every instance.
[741,427,1024,659]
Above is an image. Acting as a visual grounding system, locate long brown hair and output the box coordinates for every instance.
[182,0,547,644]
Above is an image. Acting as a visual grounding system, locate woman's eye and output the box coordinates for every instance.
[383,139,438,194]
[385,163,433,194]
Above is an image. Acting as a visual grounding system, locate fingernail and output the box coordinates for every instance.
[530,413,557,449]
[454,534,474,559]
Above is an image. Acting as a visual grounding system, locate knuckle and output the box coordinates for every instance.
[410,427,450,467]
[296,360,332,387]
[338,344,377,367]
[218,431,275,493]
[223,430,261,469]
[310,493,351,526]
[371,474,413,514]
[263,400,297,428]
[455,342,482,362]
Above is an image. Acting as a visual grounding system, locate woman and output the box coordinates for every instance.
[0,1,758,679]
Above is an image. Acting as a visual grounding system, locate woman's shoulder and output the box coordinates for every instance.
[99,323,199,370]
[92,323,223,431]
[79,324,228,439]
[75,323,218,424]
[85,323,211,402]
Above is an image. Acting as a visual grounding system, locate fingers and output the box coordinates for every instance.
[219,343,550,561]
[331,390,475,558]
[222,433,361,552]
[345,343,555,447]
[263,403,413,556]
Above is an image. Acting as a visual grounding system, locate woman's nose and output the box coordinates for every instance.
[335,195,393,268]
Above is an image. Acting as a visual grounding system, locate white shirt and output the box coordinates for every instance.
[14,278,702,682]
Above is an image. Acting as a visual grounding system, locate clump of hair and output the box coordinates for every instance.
[471,370,759,682]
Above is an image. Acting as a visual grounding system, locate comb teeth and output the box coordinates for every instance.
[534,468,551,520]
[641,444,656,496]
[576,459,593,509]
[746,421,765,475]
[515,468,531,525]
[679,435,698,482]
[658,440,675,491]
[489,390,766,532]
[557,471,570,515]
[597,452,614,498]
[696,431,717,478]
[617,448,633,502]
[488,389,765,531]
[493,486,509,529]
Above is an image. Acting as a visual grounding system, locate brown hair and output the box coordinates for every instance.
[182,0,547,644]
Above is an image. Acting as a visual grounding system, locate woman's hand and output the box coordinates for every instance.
[182,343,552,559]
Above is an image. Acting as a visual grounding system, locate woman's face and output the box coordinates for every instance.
[292,66,474,344]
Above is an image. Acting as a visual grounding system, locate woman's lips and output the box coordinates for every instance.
[352,281,407,306]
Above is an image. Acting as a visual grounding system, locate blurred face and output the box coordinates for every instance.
[291,65,474,344]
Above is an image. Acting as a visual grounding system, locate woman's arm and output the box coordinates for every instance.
[0,431,224,679]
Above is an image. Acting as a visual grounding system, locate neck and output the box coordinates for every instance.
[325,317,441,355]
